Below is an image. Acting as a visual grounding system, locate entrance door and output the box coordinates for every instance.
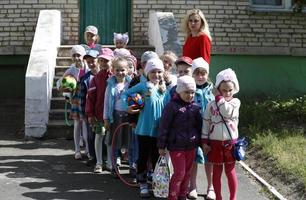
[79,0,131,45]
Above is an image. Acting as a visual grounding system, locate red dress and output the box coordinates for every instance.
[182,33,211,64]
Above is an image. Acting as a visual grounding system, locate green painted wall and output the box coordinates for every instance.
[210,55,306,99]
[0,54,306,99]
[0,55,28,98]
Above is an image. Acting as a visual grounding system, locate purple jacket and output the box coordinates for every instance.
[157,96,202,151]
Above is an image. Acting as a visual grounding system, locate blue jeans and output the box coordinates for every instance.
[128,127,139,168]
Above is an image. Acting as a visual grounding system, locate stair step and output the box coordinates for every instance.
[49,108,68,120]
[51,97,67,109]
[57,45,155,59]
[55,66,69,76]
[47,119,73,139]
[56,57,72,66]
[52,86,62,97]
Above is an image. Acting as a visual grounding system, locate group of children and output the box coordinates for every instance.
[58,25,241,200]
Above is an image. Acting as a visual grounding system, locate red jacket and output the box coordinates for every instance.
[182,33,211,64]
[85,69,112,122]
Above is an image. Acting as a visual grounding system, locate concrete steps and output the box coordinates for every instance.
[47,44,155,138]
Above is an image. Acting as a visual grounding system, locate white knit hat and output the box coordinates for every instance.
[113,32,129,45]
[144,58,164,76]
[141,51,159,63]
[176,75,196,93]
[192,57,209,74]
[71,45,86,57]
[215,68,240,94]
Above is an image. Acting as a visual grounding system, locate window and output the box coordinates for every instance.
[249,0,296,11]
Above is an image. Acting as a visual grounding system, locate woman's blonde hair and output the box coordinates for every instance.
[182,9,212,41]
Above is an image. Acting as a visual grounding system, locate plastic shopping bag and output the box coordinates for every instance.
[152,156,170,198]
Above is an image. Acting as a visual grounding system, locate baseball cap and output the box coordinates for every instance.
[175,56,193,66]
[98,48,114,61]
[84,49,99,59]
[85,25,98,35]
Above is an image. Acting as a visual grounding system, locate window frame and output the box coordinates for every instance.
[249,0,294,12]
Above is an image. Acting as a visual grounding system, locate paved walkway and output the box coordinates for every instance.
[0,131,269,200]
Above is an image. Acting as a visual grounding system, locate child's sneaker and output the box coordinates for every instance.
[94,164,103,173]
[139,183,150,198]
[187,189,198,199]
[74,152,82,160]
[206,188,216,200]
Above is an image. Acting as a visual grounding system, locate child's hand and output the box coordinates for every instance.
[202,144,211,155]
[88,117,94,125]
[212,87,220,96]
[158,148,166,156]
[104,120,110,130]
[127,105,140,114]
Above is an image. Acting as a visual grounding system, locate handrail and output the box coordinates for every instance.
[25,10,61,138]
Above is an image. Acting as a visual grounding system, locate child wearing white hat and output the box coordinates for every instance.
[158,75,202,200]
[188,57,215,200]
[57,45,90,160]
[121,57,169,198]
[202,68,240,200]
[113,32,129,49]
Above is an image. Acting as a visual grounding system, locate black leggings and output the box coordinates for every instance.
[137,135,159,181]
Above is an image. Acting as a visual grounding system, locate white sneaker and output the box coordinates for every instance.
[207,189,216,200]
[94,164,103,173]
[139,183,150,198]
[187,189,198,199]
[116,157,121,166]
[74,152,82,160]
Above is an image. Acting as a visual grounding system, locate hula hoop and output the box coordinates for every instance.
[64,101,73,126]
[111,122,139,187]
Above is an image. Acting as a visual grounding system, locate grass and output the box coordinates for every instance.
[250,127,306,187]
[239,96,306,193]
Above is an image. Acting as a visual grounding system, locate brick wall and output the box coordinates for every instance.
[0,0,79,55]
[1,0,306,56]
[132,0,306,56]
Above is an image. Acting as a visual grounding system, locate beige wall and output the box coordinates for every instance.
[1,0,306,56]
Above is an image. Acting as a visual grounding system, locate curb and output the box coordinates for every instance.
[239,161,287,200]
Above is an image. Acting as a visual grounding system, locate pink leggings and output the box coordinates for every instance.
[213,162,238,200]
[168,149,196,200]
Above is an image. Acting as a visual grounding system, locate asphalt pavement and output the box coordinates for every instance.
[0,130,269,200]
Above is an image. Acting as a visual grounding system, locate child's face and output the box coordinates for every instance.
[98,58,111,70]
[177,64,192,77]
[86,32,97,44]
[86,57,99,74]
[179,90,195,103]
[188,14,202,33]
[115,40,125,48]
[127,62,135,76]
[161,56,174,71]
[148,69,163,84]
[72,53,83,67]
[193,68,208,85]
[113,61,128,81]
[218,81,235,101]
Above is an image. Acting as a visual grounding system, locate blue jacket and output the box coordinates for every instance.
[157,95,202,151]
[103,75,131,123]
[121,81,170,137]
[194,82,214,116]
